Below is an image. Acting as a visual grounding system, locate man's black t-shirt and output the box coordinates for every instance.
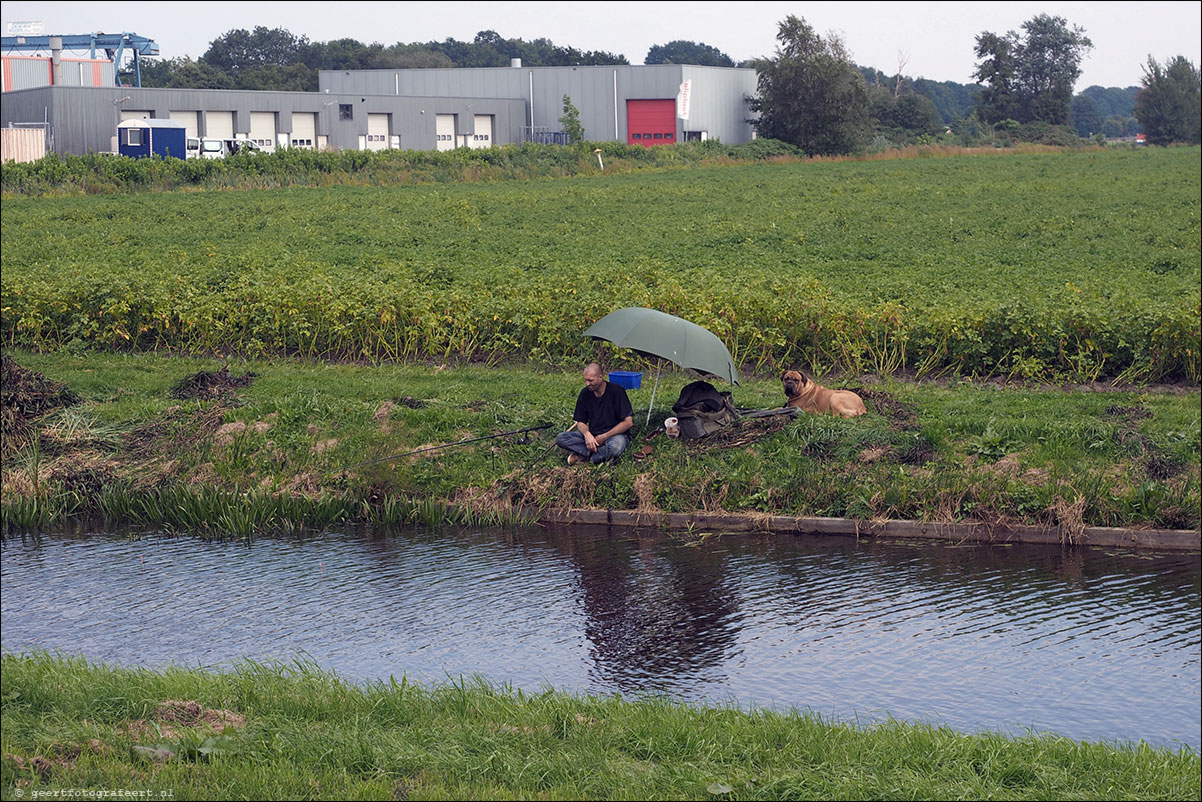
[574,382,633,435]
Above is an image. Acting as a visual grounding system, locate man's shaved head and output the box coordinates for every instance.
[583,362,605,394]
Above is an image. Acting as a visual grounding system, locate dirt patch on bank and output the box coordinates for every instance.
[1104,403,1187,479]
[120,699,246,742]
[1,353,81,456]
[856,388,920,430]
[7,740,110,779]
[170,365,256,400]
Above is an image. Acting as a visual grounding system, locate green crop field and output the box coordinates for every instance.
[2,147,1198,382]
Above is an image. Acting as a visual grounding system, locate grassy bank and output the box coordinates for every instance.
[2,349,1198,536]
[3,148,1198,383]
[2,653,1197,801]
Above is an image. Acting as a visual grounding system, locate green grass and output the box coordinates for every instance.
[2,653,1197,801]
[3,349,1198,535]
[2,147,1198,382]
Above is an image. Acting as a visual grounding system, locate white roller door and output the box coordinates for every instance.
[205,111,234,139]
[249,112,277,152]
[367,113,389,151]
[436,114,455,151]
[290,112,316,148]
[471,114,493,149]
[169,111,199,139]
[119,110,151,122]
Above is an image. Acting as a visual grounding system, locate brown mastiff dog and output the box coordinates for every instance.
[781,370,866,418]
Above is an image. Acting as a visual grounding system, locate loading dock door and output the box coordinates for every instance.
[169,111,199,139]
[290,112,316,148]
[119,110,152,122]
[367,113,389,151]
[205,111,234,140]
[249,112,277,152]
[471,114,493,148]
[436,114,456,151]
[626,99,677,147]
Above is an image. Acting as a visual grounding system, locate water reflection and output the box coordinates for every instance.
[552,526,742,690]
[1,525,1198,750]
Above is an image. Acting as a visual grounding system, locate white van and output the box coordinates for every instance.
[197,138,262,159]
[199,138,226,159]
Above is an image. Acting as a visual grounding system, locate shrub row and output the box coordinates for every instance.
[0,139,804,196]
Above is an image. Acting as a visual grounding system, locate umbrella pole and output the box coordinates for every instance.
[646,361,662,426]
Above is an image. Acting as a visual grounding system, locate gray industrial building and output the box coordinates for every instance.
[321,63,758,147]
[1,62,757,157]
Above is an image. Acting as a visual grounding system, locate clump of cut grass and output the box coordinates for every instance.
[1052,495,1089,545]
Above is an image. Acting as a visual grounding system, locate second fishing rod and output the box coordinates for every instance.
[337,423,554,472]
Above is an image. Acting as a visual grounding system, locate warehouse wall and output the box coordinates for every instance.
[0,86,525,155]
[1,64,758,156]
[321,64,759,144]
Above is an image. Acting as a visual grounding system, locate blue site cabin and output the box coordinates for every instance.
[117,118,186,160]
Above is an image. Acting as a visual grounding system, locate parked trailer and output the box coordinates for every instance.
[117,118,186,159]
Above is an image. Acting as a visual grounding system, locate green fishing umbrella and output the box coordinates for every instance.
[583,307,740,424]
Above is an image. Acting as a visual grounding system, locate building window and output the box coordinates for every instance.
[339,104,353,121]
[632,133,642,140]
[664,132,674,140]
[654,133,663,139]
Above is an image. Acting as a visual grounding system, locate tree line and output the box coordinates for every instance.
[752,13,1199,154]
[125,19,1199,154]
[130,27,630,91]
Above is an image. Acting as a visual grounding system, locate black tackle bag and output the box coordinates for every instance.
[672,380,737,440]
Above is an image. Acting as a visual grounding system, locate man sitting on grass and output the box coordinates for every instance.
[557,363,633,465]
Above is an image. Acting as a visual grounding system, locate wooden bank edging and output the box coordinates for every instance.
[532,508,1200,552]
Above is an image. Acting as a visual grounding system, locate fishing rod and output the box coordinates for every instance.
[338,423,553,472]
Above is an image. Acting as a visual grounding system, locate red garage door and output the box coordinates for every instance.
[627,99,677,147]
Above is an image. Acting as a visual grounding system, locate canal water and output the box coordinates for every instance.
[2,525,1198,750]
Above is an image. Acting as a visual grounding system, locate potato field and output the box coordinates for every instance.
[2,147,1198,382]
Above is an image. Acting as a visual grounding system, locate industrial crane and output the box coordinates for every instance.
[0,32,159,86]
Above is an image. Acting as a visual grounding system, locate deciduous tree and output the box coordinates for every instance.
[645,41,734,67]
[559,95,585,144]
[748,16,869,155]
[1135,56,1201,145]
[201,27,310,75]
[1071,94,1102,137]
[973,15,1091,125]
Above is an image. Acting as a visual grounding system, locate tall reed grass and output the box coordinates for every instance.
[3,484,528,539]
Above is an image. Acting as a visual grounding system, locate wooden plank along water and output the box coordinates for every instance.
[534,508,1200,551]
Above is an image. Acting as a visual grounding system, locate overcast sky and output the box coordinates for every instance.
[4,1,1200,89]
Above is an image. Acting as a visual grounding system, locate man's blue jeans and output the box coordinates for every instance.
[556,430,630,464]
